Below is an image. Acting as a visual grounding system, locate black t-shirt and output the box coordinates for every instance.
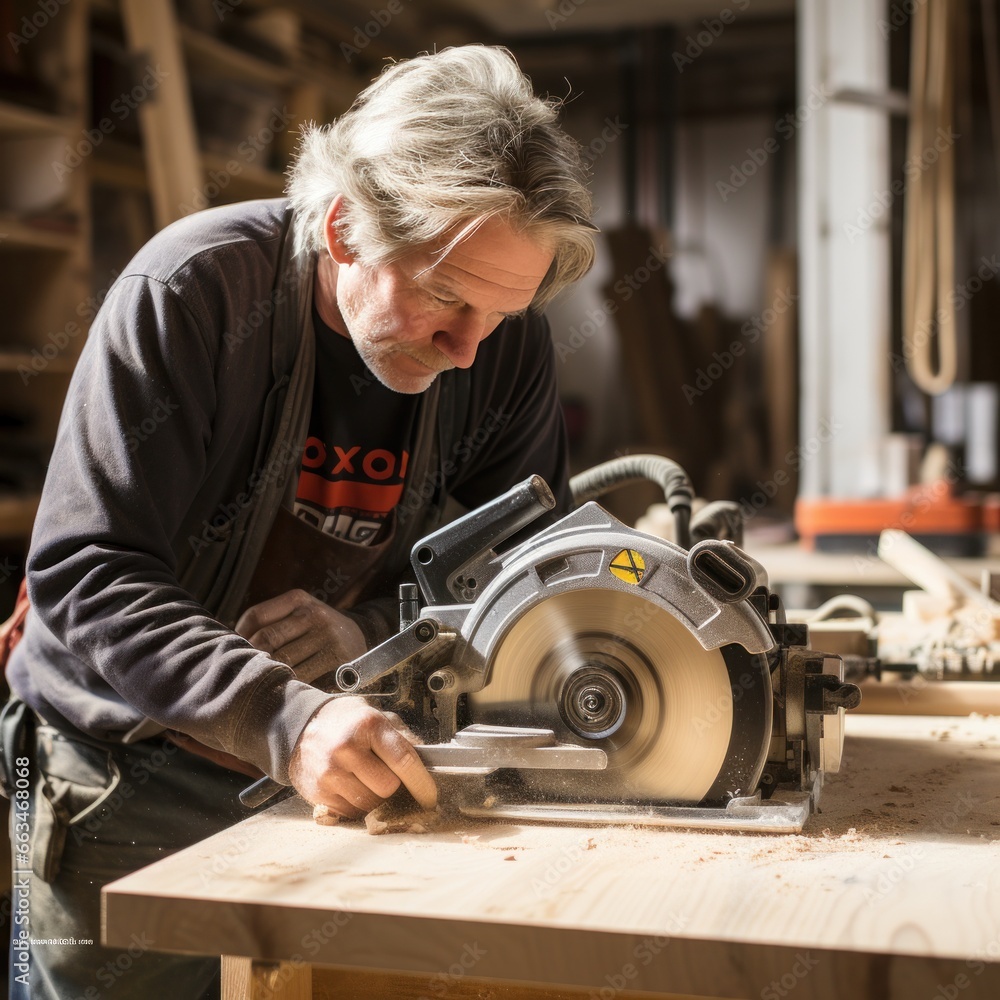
[292,307,419,544]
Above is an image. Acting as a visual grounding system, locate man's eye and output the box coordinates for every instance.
[432,294,460,307]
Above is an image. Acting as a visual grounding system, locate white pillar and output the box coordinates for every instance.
[797,0,891,498]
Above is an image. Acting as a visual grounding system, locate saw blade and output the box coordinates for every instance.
[468,589,734,803]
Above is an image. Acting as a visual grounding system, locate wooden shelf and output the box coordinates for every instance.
[0,100,76,136]
[0,215,79,252]
[0,493,39,539]
[0,350,76,375]
[90,139,149,191]
[200,151,285,200]
[0,1,85,542]
[180,26,293,88]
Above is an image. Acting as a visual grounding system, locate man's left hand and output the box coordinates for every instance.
[236,589,367,684]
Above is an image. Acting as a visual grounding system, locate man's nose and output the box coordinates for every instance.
[433,314,498,369]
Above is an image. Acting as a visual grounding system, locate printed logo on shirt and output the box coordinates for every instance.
[294,437,408,544]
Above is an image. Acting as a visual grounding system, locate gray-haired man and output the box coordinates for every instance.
[2,45,595,998]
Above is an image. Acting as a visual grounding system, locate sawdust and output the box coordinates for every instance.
[305,717,1000,867]
[312,804,339,827]
[363,792,442,836]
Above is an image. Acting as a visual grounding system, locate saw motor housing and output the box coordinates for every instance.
[332,476,861,817]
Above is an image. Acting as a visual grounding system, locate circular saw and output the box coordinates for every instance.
[242,470,862,832]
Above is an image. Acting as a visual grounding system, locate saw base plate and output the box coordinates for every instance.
[458,778,819,834]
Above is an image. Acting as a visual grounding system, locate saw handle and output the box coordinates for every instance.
[239,775,295,810]
[411,474,555,605]
[687,539,768,603]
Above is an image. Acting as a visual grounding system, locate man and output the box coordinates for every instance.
[1,45,595,999]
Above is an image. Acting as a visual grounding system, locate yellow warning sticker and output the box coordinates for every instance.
[610,548,645,584]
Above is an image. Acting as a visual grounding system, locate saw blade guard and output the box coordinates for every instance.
[459,503,776,805]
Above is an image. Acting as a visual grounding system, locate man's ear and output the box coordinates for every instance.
[322,195,355,265]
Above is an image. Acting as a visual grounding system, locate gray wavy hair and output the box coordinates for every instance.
[286,45,596,308]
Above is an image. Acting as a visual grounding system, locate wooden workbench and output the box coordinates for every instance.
[103,714,1000,1000]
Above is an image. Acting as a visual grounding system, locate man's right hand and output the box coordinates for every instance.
[289,697,437,819]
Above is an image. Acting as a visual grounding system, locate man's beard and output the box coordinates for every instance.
[339,275,453,395]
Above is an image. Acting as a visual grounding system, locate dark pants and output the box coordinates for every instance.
[1,701,252,999]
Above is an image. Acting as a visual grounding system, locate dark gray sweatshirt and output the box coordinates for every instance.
[8,199,571,784]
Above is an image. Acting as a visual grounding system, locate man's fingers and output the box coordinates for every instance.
[339,743,404,801]
[369,726,438,810]
[235,589,311,639]
[312,774,382,816]
[289,699,437,817]
[383,711,422,745]
[274,632,329,671]
[312,793,366,820]
[247,614,312,655]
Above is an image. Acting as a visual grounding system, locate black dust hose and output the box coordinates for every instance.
[690,500,744,547]
[570,454,695,548]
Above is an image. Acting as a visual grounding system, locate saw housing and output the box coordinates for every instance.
[329,476,861,833]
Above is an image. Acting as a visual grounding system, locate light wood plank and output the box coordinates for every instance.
[0,100,76,136]
[223,956,311,999]
[854,678,1000,715]
[309,967,721,1000]
[746,541,1000,587]
[120,0,203,229]
[105,715,1000,999]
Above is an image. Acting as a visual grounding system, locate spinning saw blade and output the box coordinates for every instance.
[468,589,734,803]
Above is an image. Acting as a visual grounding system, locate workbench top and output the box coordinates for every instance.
[104,714,1000,999]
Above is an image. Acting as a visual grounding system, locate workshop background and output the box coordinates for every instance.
[0,0,999,988]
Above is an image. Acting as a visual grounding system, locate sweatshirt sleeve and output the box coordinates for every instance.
[26,274,332,784]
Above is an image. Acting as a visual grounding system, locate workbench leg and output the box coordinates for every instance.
[222,955,312,1000]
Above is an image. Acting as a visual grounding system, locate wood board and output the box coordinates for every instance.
[745,542,1000,589]
[104,714,1000,999]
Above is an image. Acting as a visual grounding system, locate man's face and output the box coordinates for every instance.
[323,216,554,394]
